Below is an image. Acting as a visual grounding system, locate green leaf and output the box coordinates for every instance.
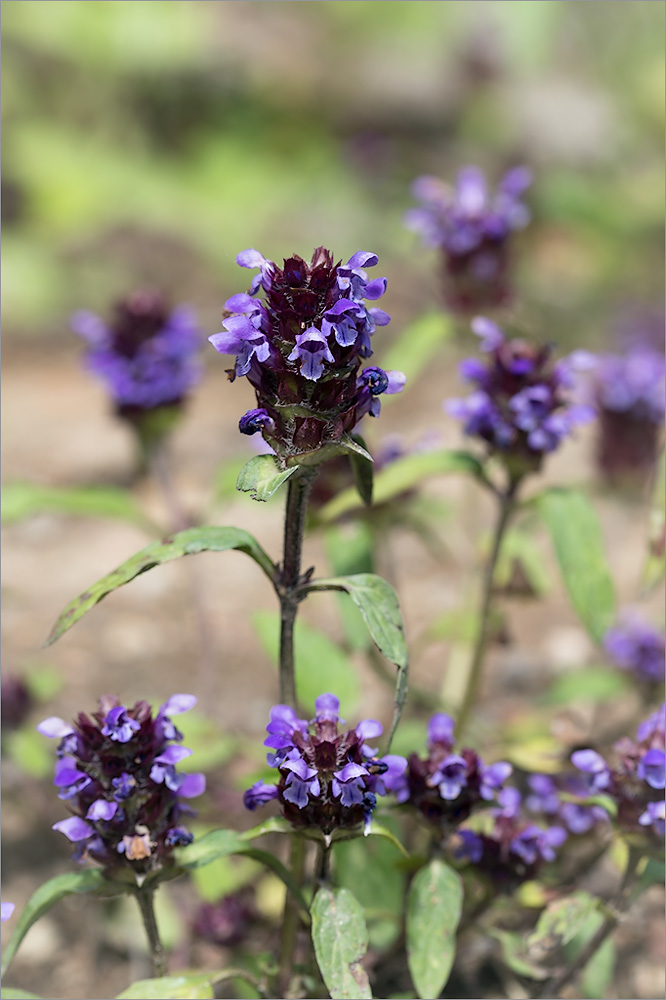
[367,823,409,858]
[537,489,616,643]
[239,816,294,841]
[1,481,151,529]
[379,311,452,388]
[115,972,219,999]
[174,828,244,870]
[526,892,599,963]
[540,665,630,707]
[349,433,373,506]
[563,910,616,1000]
[319,449,483,522]
[323,524,375,652]
[311,886,372,1000]
[407,859,463,1000]
[252,610,361,716]
[489,929,548,980]
[45,526,276,645]
[304,574,408,743]
[1,990,44,999]
[1,869,106,976]
[236,455,298,502]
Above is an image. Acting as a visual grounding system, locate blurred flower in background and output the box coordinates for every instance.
[604,614,665,684]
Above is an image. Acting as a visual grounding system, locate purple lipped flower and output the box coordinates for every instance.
[40,694,204,877]
[639,800,665,837]
[209,247,402,469]
[393,712,511,829]
[72,290,202,421]
[604,616,665,683]
[571,749,611,793]
[446,318,596,474]
[405,166,532,311]
[243,693,406,840]
[526,772,609,835]
[637,749,665,790]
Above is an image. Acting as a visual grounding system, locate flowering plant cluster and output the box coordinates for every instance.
[447,317,595,473]
[38,694,205,877]
[390,712,512,829]
[243,693,406,838]
[209,248,405,465]
[405,166,532,310]
[604,615,665,683]
[572,704,665,839]
[72,291,201,419]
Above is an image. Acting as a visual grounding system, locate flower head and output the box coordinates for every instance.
[405,166,532,311]
[243,693,406,840]
[446,318,595,473]
[209,248,404,467]
[40,694,204,877]
[604,616,665,683]
[72,291,202,419]
[390,712,512,830]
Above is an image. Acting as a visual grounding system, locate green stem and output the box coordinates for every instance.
[278,470,316,707]
[536,847,643,999]
[456,478,519,739]
[135,886,166,978]
[278,836,307,997]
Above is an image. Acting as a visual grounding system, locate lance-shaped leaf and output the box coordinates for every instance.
[302,573,408,743]
[236,455,298,502]
[407,859,463,1000]
[1,481,154,530]
[349,433,373,506]
[537,489,615,644]
[311,886,372,1000]
[1,869,107,977]
[45,526,276,645]
[318,449,484,523]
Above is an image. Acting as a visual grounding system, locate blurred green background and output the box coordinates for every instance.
[2,0,664,348]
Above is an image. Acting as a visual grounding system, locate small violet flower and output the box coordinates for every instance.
[209,248,405,468]
[446,317,596,474]
[72,290,202,421]
[243,693,407,840]
[604,616,665,683]
[1,902,15,922]
[390,712,512,830]
[405,166,532,311]
[39,694,204,875]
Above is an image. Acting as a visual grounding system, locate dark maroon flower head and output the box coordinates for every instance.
[39,694,205,880]
[71,290,202,421]
[405,166,532,311]
[456,787,567,889]
[192,894,255,948]
[243,694,406,842]
[1,674,34,731]
[209,249,404,467]
[390,713,511,833]
[446,318,596,476]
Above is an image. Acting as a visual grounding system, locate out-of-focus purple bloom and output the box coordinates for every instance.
[1,674,34,731]
[193,894,255,948]
[570,749,611,793]
[637,749,665,790]
[243,693,407,839]
[72,291,201,417]
[511,824,567,865]
[446,318,596,473]
[209,247,404,468]
[526,773,609,835]
[392,712,511,829]
[604,616,665,683]
[40,694,204,876]
[639,800,665,837]
[1,902,15,922]
[405,166,532,311]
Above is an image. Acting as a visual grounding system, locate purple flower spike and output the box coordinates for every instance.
[42,694,202,875]
[211,246,398,469]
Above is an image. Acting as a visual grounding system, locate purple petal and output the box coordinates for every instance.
[37,717,75,739]
[52,816,94,842]
[470,316,503,351]
[368,307,391,326]
[237,249,268,269]
[179,773,206,798]
[154,745,193,765]
[457,166,487,215]
[427,713,455,747]
[364,277,388,300]
[346,251,378,269]
[224,293,256,313]
[315,693,340,721]
[356,719,383,740]
[334,762,369,782]
[385,371,406,395]
[86,799,118,821]
[282,757,318,781]
[1,902,15,922]
[160,694,197,716]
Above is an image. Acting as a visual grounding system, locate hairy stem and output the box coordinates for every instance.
[535,848,643,999]
[135,886,166,978]
[278,470,316,707]
[456,478,519,739]
[278,836,307,997]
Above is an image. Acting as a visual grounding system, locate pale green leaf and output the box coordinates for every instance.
[1,481,151,529]
[311,886,372,999]
[527,892,599,963]
[45,526,276,645]
[407,859,463,999]
[538,489,615,643]
[174,828,244,869]
[116,972,218,999]
[236,455,297,502]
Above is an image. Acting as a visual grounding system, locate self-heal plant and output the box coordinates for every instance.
[244,693,407,841]
[72,290,202,470]
[405,166,532,311]
[209,247,405,466]
[38,693,205,976]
